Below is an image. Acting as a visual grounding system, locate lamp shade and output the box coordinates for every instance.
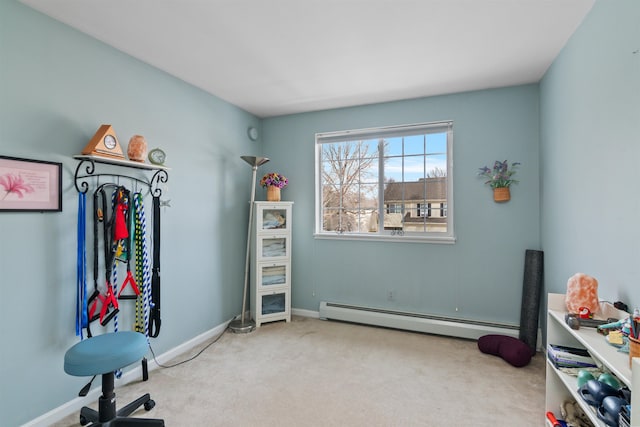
[241,156,269,168]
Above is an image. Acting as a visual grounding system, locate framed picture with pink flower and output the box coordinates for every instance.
[0,155,62,212]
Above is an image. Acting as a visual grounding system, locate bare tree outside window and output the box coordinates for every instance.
[426,167,447,178]
[321,140,380,232]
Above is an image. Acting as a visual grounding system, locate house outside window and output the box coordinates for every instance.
[315,121,454,243]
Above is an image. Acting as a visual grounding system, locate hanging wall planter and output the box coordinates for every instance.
[478,160,520,203]
[493,187,510,202]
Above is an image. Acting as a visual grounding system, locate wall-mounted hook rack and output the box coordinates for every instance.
[72,154,169,339]
[73,155,169,197]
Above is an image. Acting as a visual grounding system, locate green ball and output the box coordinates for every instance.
[577,370,595,388]
[598,372,620,389]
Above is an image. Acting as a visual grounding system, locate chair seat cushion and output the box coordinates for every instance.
[65,331,148,376]
[477,334,533,368]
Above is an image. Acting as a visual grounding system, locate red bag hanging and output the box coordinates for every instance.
[113,203,129,240]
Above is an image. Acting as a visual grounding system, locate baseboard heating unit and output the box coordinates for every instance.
[319,301,520,341]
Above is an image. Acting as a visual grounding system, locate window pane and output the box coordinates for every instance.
[426,132,447,154]
[426,153,447,178]
[360,139,379,160]
[361,159,379,185]
[322,183,342,208]
[403,155,425,182]
[321,162,340,186]
[384,157,404,183]
[323,207,349,232]
[384,210,404,230]
[403,134,425,156]
[385,137,403,157]
[359,183,377,206]
[322,142,346,161]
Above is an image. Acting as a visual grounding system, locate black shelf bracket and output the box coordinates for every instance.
[73,155,169,197]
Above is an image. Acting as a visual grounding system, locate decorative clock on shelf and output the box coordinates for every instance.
[104,134,117,150]
[148,148,166,165]
[81,124,125,159]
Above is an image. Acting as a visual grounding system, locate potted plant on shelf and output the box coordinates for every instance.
[478,160,520,202]
[260,172,288,201]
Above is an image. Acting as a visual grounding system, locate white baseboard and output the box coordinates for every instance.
[292,308,320,319]
[319,301,521,341]
[22,387,102,427]
[316,302,543,351]
[22,320,231,427]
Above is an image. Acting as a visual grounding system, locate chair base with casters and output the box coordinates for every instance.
[64,331,164,426]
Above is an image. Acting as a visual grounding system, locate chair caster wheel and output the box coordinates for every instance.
[144,399,156,411]
[80,415,89,425]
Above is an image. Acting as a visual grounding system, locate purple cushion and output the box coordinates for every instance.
[477,334,533,367]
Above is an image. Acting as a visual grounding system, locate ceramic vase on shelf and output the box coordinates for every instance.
[127,135,147,163]
[493,187,510,202]
[266,186,281,202]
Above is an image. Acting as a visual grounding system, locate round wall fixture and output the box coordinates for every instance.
[247,126,259,141]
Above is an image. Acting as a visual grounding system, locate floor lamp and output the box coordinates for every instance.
[229,155,270,333]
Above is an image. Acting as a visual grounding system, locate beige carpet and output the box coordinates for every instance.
[54,316,545,426]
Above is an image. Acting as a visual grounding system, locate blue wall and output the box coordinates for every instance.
[0,2,261,425]
[540,1,640,306]
[263,85,541,322]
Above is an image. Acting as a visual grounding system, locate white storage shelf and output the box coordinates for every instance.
[545,293,638,426]
[251,202,293,327]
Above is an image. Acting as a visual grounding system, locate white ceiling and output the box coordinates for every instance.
[20,0,594,118]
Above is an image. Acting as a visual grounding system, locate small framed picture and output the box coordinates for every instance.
[0,155,62,212]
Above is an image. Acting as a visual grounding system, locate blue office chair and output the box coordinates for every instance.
[64,331,164,426]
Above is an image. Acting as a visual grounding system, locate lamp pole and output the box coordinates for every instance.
[229,156,269,333]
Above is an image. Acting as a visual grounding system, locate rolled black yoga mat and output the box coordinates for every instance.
[519,249,544,351]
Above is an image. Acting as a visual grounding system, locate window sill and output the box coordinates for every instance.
[313,233,456,244]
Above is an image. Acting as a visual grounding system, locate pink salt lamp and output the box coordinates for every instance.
[565,273,599,314]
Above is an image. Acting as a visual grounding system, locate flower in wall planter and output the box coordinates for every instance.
[260,172,288,201]
[478,160,520,202]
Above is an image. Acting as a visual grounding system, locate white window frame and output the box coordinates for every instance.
[314,121,455,244]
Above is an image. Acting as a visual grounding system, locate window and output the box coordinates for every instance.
[315,121,454,243]
[387,203,402,214]
[416,203,431,218]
